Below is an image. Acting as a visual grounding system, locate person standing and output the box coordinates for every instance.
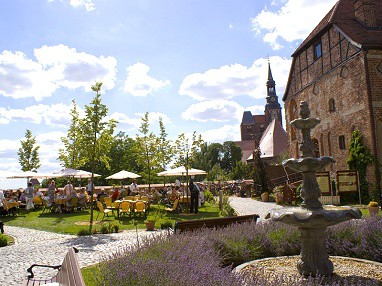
[87,178,94,197]
[130,179,138,195]
[189,180,200,214]
[63,181,73,197]
[25,182,35,210]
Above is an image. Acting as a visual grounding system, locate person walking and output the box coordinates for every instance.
[25,182,35,211]
[189,180,200,214]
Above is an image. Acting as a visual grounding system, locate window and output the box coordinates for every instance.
[329,99,336,112]
[314,42,322,60]
[339,135,346,150]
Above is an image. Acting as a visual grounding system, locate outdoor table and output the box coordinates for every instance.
[6,201,20,209]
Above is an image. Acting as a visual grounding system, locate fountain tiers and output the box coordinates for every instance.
[271,101,362,276]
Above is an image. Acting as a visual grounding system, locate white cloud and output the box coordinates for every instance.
[201,125,241,143]
[0,45,117,101]
[251,0,337,50]
[0,103,78,127]
[179,56,291,101]
[0,50,59,101]
[181,100,244,123]
[48,0,96,12]
[35,44,117,92]
[123,62,170,97]
[36,131,66,169]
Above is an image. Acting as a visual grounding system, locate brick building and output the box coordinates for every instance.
[283,0,382,188]
[235,63,287,164]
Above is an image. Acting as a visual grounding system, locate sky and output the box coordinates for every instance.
[0,0,338,188]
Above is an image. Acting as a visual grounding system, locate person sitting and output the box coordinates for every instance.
[110,188,120,202]
[97,188,107,201]
[78,188,88,209]
[130,179,139,195]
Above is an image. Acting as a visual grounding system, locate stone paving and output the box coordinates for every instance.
[1,197,279,286]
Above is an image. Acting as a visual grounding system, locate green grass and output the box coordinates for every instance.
[1,202,221,235]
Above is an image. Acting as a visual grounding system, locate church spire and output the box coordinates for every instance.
[264,62,283,127]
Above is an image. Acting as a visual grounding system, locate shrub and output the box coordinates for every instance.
[77,229,92,236]
[113,224,119,233]
[0,234,7,247]
[368,201,379,207]
[100,225,109,234]
[203,190,214,203]
[160,220,173,230]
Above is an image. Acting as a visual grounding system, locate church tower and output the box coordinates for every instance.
[264,63,283,126]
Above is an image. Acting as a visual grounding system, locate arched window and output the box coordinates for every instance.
[329,99,335,112]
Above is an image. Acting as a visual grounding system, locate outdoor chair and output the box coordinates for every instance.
[103,197,112,208]
[96,201,112,220]
[66,197,79,212]
[33,196,43,208]
[133,201,146,217]
[41,199,54,213]
[165,199,179,213]
[119,201,132,217]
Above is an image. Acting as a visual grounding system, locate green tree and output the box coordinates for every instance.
[80,82,117,231]
[230,160,252,180]
[58,100,85,168]
[252,146,272,196]
[174,132,204,170]
[136,112,160,191]
[347,129,375,202]
[157,117,174,184]
[221,141,242,173]
[18,129,41,172]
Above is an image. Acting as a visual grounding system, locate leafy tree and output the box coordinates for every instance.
[347,129,375,202]
[174,132,204,170]
[252,146,273,196]
[58,100,85,168]
[80,82,117,231]
[18,129,41,172]
[136,112,160,191]
[206,143,223,168]
[157,117,174,171]
[230,160,252,180]
[221,141,242,173]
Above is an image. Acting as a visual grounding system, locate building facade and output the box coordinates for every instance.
[283,0,382,188]
[236,63,286,163]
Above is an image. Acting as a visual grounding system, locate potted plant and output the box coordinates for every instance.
[367,201,379,216]
[261,192,269,202]
[144,220,155,231]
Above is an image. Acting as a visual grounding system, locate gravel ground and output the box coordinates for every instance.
[228,196,282,220]
[238,256,382,285]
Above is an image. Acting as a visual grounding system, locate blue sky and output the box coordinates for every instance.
[0,0,338,188]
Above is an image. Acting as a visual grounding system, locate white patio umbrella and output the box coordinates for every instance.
[53,168,101,178]
[105,170,141,180]
[6,171,56,180]
[157,166,207,177]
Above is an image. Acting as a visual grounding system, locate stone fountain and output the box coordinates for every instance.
[271,101,362,277]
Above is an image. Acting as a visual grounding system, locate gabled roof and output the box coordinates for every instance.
[247,119,288,160]
[284,0,382,101]
[293,0,382,57]
[234,140,256,162]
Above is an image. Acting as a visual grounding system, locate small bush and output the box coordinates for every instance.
[203,190,214,203]
[0,234,7,247]
[113,224,119,233]
[100,225,109,234]
[160,220,173,230]
[77,229,92,236]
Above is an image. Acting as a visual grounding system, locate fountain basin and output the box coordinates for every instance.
[271,206,362,228]
[283,157,335,173]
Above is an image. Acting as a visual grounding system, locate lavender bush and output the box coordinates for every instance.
[91,217,381,285]
[326,216,382,262]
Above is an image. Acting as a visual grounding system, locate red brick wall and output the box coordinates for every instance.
[284,26,382,188]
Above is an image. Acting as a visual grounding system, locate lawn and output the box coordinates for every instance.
[1,201,221,235]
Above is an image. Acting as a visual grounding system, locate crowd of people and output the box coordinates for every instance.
[0,177,209,215]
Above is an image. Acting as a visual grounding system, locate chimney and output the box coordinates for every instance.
[354,0,377,28]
